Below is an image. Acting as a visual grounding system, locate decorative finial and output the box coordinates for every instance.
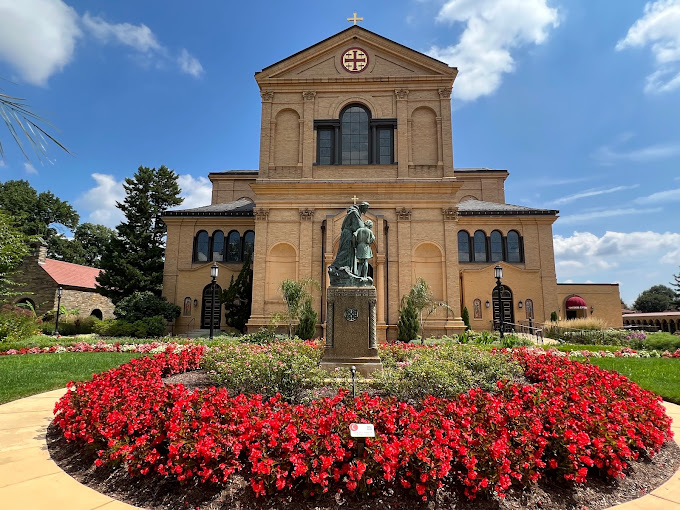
[347,12,363,25]
[351,195,359,205]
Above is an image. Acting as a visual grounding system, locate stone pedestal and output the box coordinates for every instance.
[321,286,382,376]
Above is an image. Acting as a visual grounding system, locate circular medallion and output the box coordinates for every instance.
[344,308,359,322]
[341,47,368,73]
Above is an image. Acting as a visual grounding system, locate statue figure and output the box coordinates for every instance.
[354,219,374,278]
[328,201,373,286]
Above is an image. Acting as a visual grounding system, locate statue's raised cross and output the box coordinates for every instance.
[347,12,363,25]
[352,195,359,205]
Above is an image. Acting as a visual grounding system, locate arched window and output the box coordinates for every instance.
[212,230,225,262]
[458,231,471,262]
[473,230,487,262]
[226,230,241,262]
[242,230,255,261]
[506,230,522,262]
[194,230,209,262]
[315,103,396,165]
[490,230,503,262]
[341,105,369,164]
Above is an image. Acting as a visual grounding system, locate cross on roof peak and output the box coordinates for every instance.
[347,12,363,26]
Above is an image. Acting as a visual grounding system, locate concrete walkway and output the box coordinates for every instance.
[1,389,679,510]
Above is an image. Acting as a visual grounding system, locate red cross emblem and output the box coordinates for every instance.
[342,47,368,73]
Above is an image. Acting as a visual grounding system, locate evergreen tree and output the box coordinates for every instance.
[671,268,680,309]
[96,165,182,303]
[461,306,471,330]
[220,257,253,333]
[296,298,318,340]
[48,223,115,267]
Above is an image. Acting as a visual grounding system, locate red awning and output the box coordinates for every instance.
[566,296,588,310]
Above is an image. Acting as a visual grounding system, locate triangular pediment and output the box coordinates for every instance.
[255,26,456,83]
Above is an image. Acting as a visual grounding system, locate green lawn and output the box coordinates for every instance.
[0,352,145,404]
[585,357,680,404]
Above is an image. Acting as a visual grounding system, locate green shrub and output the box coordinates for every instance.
[550,311,558,322]
[0,304,40,343]
[296,299,317,340]
[42,316,99,336]
[397,302,419,342]
[373,345,524,402]
[114,292,180,322]
[461,306,470,330]
[92,316,167,338]
[632,332,680,352]
[240,328,285,344]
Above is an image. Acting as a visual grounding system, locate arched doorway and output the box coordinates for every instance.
[492,284,514,331]
[90,309,103,320]
[201,283,223,329]
[565,295,588,320]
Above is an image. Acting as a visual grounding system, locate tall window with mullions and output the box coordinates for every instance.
[341,106,369,164]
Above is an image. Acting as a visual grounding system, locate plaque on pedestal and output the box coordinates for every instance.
[321,286,382,376]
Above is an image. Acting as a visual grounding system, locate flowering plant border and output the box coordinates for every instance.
[53,346,673,501]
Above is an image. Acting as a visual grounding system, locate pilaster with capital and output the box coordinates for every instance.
[298,208,314,282]
[302,91,316,179]
[396,207,412,315]
[443,214,462,316]
[439,87,454,176]
[250,209,269,321]
[395,89,409,178]
[259,91,274,177]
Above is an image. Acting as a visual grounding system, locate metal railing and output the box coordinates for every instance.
[493,320,544,343]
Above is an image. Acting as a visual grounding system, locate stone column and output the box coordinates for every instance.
[442,206,466,334]
[247,208,269,330]
[260,91,274,178]
[302,91,316,179]
[395,89,409,178]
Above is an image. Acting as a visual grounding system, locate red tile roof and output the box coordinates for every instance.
[41,259,102,289]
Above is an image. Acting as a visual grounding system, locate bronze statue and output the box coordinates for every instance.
[328,201,373,287]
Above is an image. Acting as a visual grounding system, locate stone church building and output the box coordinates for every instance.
[161,25,622,340]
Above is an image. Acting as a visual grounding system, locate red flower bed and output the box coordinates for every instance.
[54,346,673,501]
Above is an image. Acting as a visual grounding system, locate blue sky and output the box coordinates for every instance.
[0,0,679,305]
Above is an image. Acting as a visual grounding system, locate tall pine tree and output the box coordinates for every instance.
[96,165,182,303]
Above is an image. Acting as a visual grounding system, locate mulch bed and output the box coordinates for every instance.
[45,370,680,510]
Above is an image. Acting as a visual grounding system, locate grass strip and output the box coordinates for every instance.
[586,357,680,404]
[0,352,145,404]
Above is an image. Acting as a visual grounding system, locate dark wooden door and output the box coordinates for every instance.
[201,283,222,328]
[492,285,514,332]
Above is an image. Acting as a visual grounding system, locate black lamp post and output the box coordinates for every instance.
[209,263,219,340]
[494,265,504,339]
[54,286,63,336]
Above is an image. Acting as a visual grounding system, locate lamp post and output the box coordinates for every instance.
[209,263,219,340]
[54,286,63,336]
[494,265,504,339]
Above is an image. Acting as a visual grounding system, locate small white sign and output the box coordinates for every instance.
[349,423,375,438]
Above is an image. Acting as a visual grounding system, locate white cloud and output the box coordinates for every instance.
[634,187,680,204]
[81,13,162,54]
[75,173,125,228]
[177,48,204,77]
[554,231,680,277]
[593,140,680,165]
[0,160,6,168]
[552,185,639,205]
[558,207,661,225]
[616,0,680,93]
[23,162,37,174]
[173,174,212,210]
[427,0,559,101]
[0,0,81,86]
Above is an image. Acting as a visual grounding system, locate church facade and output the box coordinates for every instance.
[161,26,622,340]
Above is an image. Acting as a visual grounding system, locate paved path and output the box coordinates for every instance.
[1,389,679,509]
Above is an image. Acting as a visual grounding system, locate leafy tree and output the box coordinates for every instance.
[0,211,31,298]
[0,85,70,163]
[0,180,79,241]
[96,165,182,303]
[461,306,471,330]
[113,291,181,323]
[278,278,319,338]
[48,223,115,267]
[397,278,453,344]
[632,284,676,313]
[220,257,253,333]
